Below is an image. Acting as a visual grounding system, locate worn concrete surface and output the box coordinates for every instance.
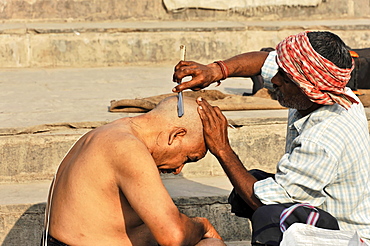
[0,65,289,129]
[0,122,288,183]
[1,19,370,68]
[1,65,368,129]
[0,0,368,22]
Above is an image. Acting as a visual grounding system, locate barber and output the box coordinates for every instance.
[172,31,370,245]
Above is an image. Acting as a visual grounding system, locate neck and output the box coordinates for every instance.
[128,114,163,154]
[297,103,322,117]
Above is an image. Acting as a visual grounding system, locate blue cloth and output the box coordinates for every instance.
[261,51,278,91]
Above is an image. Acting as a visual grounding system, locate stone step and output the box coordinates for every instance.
[1,64,369,184]
[226,241,251,246]
[0,0,368,23]
[0,176,251,246]
[1,19,370,68]
[0,119,288,183]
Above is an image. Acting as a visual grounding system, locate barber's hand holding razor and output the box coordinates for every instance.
[172,61,224,92]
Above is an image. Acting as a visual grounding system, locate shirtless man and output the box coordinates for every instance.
[42,96,225,246]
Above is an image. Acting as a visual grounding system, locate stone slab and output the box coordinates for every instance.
[0,121,288,183]
[1,20,370,68]
[226,241,251,246]
[0,0,368,23]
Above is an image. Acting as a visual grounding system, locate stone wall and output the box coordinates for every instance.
[0,0,368,23]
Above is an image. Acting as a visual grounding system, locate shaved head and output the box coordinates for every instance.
[142,96,207,172]
[149,96,204,140]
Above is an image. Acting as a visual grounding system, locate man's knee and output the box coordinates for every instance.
[195,238,226,246]
[250,203,340,246]
[252,204,284,225]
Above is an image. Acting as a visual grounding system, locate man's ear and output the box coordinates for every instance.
[168,127,187,145]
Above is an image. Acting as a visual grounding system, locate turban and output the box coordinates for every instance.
[276,31,358,110]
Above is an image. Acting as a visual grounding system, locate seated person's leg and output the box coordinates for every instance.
[251,203,339,246]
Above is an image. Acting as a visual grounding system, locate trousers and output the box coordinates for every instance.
[228,169,339,246]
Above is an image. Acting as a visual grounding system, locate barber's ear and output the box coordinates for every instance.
[168,127,187,145]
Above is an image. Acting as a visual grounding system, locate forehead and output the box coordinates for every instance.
[278,68,290,78]
[278,68,301,86]
[188,140,207,156]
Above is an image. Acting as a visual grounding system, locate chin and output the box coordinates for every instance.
[278,97,313,110]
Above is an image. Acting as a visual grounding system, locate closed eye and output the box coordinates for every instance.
[185,156,199,163]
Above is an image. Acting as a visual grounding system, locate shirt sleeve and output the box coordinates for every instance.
[261,50,279,90]
[254,139,338,207]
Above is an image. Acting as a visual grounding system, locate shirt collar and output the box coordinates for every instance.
[290,104,344,134]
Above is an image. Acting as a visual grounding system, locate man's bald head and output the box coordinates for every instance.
[149,96,204,138]
[143,96,207,173]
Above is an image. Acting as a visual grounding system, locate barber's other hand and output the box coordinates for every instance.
[196,97,231,157]
[172,61,222,92]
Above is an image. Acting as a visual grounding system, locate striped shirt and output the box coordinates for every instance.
[255,52,370,242]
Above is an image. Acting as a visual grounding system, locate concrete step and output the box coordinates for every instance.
[0,176,251,246]
[0,120,288,183]
[1,65,369,183]
[0,66,288,129]
[226,241,251,246]
[1,0,368,24]
[1,19,370,68]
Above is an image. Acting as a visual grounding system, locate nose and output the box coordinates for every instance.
[271,74,284,87]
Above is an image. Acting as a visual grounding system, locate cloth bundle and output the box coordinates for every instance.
[109,89,285,113]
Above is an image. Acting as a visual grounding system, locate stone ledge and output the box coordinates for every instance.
[0,0,368,23]
[2,19,370,34]
[0,121,288,183]
[1,20,370,68]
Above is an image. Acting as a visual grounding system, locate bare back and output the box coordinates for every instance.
[49,118,158,246]
[46,101,225,246]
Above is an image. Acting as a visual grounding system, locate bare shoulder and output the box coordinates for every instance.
[88,120,153,171]
[90,120,146,152]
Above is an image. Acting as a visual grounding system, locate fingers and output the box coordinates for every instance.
[196,98,213,128]
[173,61,197,83]
[212,105,228,126]
[173,80,204,93]
[196,98,221,124]
[173,61,213,92]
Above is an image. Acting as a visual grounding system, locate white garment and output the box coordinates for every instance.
[280,223,370,246]
[163,0,322,11]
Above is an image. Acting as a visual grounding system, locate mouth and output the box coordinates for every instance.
[159,165,184,175]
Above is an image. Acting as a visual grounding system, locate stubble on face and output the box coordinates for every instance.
[275,86,313,110]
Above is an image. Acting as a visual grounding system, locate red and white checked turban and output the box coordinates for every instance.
[276,31,358,110]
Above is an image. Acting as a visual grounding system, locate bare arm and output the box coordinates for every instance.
[196,98,263,210]
[172,51,269,92]
[113,136,222,246]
